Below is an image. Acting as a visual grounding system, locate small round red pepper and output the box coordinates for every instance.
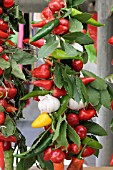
[43,147,53,161]
[48,0,62,14]
[0,7,3,15]
[3,0,14,8]
[7,87,17,99]
[0,20,8,32]
[67,113,79,127]
[0,99,7,108]
[50,148,65,163]
[75,125,87,139]
[82,147,95,157]
[42,7,54,19]
[78,108,96,121]
[0,112,5,125]
[0,68,4,76]
[70,143,82,155]
[52,87,66,98]
[72,60,83,72]
[31,64,51,79]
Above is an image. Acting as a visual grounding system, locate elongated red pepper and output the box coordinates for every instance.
[0,132,17,143]
[67,157,84,170]
[23,38,44,48]
[31,64,51,79]
[32,80,53,90]
[0,30,9,39]
[5,104,18,113]
[0,141,4,170]
[110,154,113,166]
[31,20,49,28]
[81,77,96,85]
[78,108,96,121]
[42,7,54,19]
[52,87,66,97]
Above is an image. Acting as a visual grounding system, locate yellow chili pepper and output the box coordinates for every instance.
[31,112,52,128]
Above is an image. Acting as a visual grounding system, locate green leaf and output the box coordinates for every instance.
[16,156,36,170]
[0,105,5,112]
[76,76,85,103]
[73,13,92,23]
[37,153,53,170]
[64,42,78,56]
[67,124,80,147]
[100,89,111,109]
[38,41,58,59]
[94,103,101,113]
[69,18,83,32]
[52,115,66,143]
[0,58,10,70]
[54,63,63,89]
[105,74,113,83]
[11,60,26,81]
[110,118,113,133]
[82,136,103,149]
[57,121,68,148]
[63,8,72,18]
[65,65,76,75]
[85,44,96,63]
[82,121,107,136]
[72,0,86,6]
[82,70,107,90]
[86,85,100,106]
[80,79,89,105]
[52,49,83,60]
[81,52,88,64]
[10,49,37,65]
[107,85,113,99]
[2,115,16,137]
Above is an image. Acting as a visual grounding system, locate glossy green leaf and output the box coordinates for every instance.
[38,41,58,59]
[80,79,89,105]
[57,121,68,148]
[52,115,66,143]
[82,136,103,149]
[0,105,5,112]
[85,44,96,63]
[105,74,113,83]
[63,8,72,18]
[73,13,92,23]
[69,18,83,32]
[82,70,107,90]
[100,89,111,109]
[76,76,85,103]
[64,42,78,57]
[63,32,94,45]
[16,157,36,170]
[82,121,107,136]
[11,61,26,81]
[110,118,113,133]
[54,63,63,89]
[67,124,80,147]
[2,115,16,137]
[0,58,10,70]
[86,85,100,106]
[81,52,88,64]
[72,0,86,6]
[107,85,113,99]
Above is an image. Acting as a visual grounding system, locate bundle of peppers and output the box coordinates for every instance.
[16,0,113,170]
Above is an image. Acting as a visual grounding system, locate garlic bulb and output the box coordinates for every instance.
[38,95,60,113]
[68,98,85,110]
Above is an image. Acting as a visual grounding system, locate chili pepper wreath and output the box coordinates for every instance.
[13,0,113,170]
[0,0,38,169]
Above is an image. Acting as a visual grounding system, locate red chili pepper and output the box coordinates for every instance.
[7,87,17,99]
[31,20,49,28]
[0,7,3,15]
[72,60,83,72]
[0,86,6,98]
[4,141,11,151]
[0,39,5,45]
[42,7,54,19]
[0,20,8,32]
[52,87,66,97]
[0,99,7,108]
[0,112,5,125]
[0,141,4,170]
[31,64,51,79]
[67,157,84,170]
[52,18,70,35]
[2,54,9,61]
[81,29,87,34]
[33,97,40,101]
[67,113,79,127]
[5,104,18,113]
[6,39,15,46]
[111,100,113,111]
[81,77,96,85]
[110,154,113,166]
[32,80,53,90]
[48,0,62,14]
[0,46,3,53]
[7,28,15,35]
[53,161,64,170]
[23,38,45,48]
[82,147,95,157]
[70,143,82,155]
[108,36,113,45]
[50,148,65,163]
[0,68,4,76]
[78,108,96,121]
[3,0,14,8]
[44,125,53,134]
[0,30,9,39]
[43,147,53,161]
[75,125,87,139]
[0,132,17,143]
